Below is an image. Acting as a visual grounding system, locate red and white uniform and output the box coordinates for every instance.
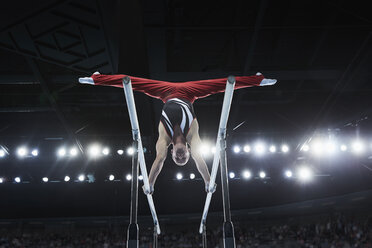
[79,73,274,103]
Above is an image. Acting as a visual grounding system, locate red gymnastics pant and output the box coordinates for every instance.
[83,73,266,103]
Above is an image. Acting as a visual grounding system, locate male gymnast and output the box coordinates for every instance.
[79,72,276,194]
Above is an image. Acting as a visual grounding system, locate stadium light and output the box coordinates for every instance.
[254,142,265,156]
[243,145,251,153]
[102,147,110,156]
[64,176,70,182]
[200,143,212,157]
[340,144,347,152]
[325,141,337,155]
[190,173,195,180]
[31,149,38,157]
[281,144,289,153]
[242,170,251,179]
[0,178,3,183]
[42,177,48,182]
[352,140,365,154]
[229,172,235,179]
[70,147,78,156]
[78,174,85,182]
[117,149,124,155]
[301,144,310,152]
[127,147,135,156]
[176,173,183,180]
[233,145,241,154]
[126,174,132,181]
[259,171,266,179]
[269,145,276,153]
[14,177,21,183]
[0,149,5,157]
[297,166,313,182]
[285,170,293,178]
[57,147,66,157]
[17,147,27,158]
[88,144,101,158]
[138,175,143,180]
[109,175,115,181]
[311,140,324,156]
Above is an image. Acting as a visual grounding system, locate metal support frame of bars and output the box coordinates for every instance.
[123,77,161,248]
[200,76,236,248]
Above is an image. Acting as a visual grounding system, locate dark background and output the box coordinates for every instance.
[0,0,371,219]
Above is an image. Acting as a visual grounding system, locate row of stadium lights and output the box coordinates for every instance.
[227,139,369,157]
[0,167,314,184]
[0,174,143,184]
[0,139,369,159]
[0,145,136,159]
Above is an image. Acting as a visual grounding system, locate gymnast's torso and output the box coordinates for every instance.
[160,98,196,139]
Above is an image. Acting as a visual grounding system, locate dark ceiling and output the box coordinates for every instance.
[0,0,372,219]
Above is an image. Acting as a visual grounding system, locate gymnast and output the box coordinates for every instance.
[79,72,276,195]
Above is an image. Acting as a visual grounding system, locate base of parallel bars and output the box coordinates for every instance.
[223,221,236,248]
[153,226,158,248]
[127,223,139,248]
[202,224,207,248]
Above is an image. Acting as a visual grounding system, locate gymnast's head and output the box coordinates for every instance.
[171,142,190,166]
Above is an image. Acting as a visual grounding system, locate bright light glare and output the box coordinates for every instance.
[254,142,265,155]
[211,147,216,154]
[285,170,293,178]
[301,144,310,152]
[57,147,66,157]
[242,170,251,179]
[70,148,78,156]
[190,173,195,180]
[311,140,324,156]
[229,172,235,179]
[88,144,101,158]
[243,145,251,153]
[200,143,211,156]
[117,149,124,155]
[64,176,70,182]
[109,175,115,181]
[269,145,276,153]
[340,144,347,151]
[102,147,110,155]
[325,141,337,154]
[17,147,27,157]
[31,149,38,157]
[78,174,85,182]
[259,171,266,179]
[352,140,365,154]
[176,173,183,180]
[233,146,241,153]
[297,167,313,182]
[42,177,48,182]
[0,178,3,183]
[127,147,135,155]
[126,174,132,181]
[281,145,289,153]
[138,175,143,180]
[14,177,21,183]
[0,149,5,157]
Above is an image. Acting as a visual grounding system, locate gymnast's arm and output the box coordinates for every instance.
[145,123,171,194]
[187,120,213,191]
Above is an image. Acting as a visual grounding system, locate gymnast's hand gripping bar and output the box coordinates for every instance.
[122,77,161,235]
[199,76,236,234]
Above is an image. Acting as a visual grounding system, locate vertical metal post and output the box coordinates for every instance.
[153,226,158,248]
[127,138,139,248]
[219,133,235,248]
[202,223,208,248]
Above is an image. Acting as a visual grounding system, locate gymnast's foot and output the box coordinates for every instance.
[256,72,277,86]
[78,71,100,85]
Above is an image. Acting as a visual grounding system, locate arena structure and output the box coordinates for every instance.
[0,0,371,247]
